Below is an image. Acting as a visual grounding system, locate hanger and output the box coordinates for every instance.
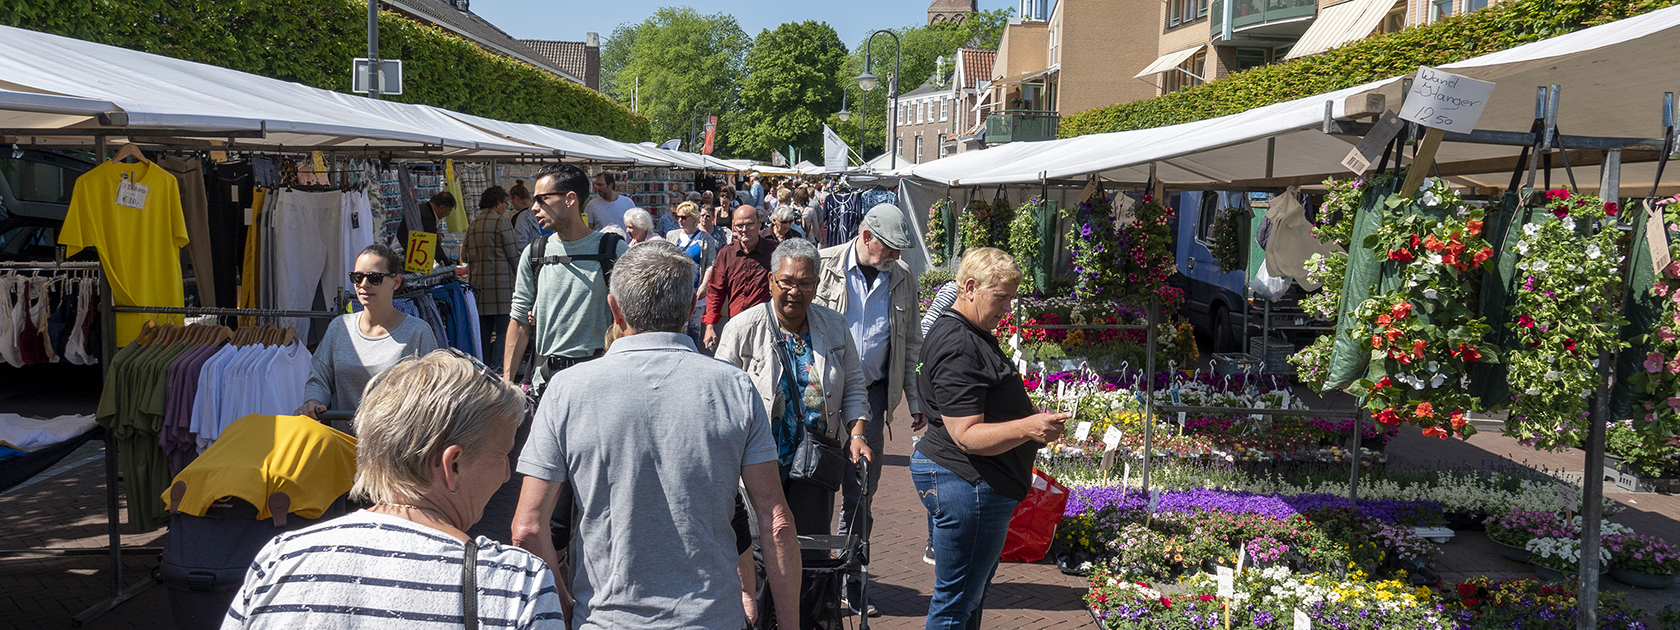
[279,326,297,347]
[113,144,149,164]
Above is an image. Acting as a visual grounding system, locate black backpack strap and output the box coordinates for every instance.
[528,233,549,285]
[596,232,624,286]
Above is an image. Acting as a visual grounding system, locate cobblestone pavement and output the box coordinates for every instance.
[5,372,1679,627]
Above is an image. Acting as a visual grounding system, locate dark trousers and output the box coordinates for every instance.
[478,314,509,370]
[837,379,888,566]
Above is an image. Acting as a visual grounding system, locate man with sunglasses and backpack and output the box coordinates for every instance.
[502,163,627,396]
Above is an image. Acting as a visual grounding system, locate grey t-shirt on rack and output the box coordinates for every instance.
[517,332,776,630]
[303,311,439,411]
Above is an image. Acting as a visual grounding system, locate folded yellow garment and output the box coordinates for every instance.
[165,414,356,520]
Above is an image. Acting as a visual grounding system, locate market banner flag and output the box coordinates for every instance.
[702,116,718,155]
[659,139,681,150]
[771,150,787,167]
[823,125,847,173]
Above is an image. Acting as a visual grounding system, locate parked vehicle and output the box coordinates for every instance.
[0,148,95,261]
[1167,190,1248,353]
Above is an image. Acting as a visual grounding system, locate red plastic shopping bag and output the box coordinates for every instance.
[1000,468,1069,562]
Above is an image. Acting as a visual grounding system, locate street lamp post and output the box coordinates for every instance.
[859,30,901,170]
[838,83,865,163]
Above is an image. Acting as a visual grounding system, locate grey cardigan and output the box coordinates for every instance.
[714,301,870,442]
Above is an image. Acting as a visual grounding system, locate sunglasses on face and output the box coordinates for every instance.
[349,272,401,286]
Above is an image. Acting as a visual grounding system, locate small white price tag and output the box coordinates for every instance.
[1342,110,1406,174]
[1074,421,1093,441]
[1237,542,1248,573]
[1122,462,1132,487]
[244,207,255,226]
[116,180,149,209]
[231,185,240,203]
[1216,566,1235,598]
[1397,66,1496,134]
[1148,488,1161,513]
[1648,207,1671,276]
[1177,411,1187,425]
[1555,485,1578,510]
[1294,608,1312,630]
[1102,426,1122,453]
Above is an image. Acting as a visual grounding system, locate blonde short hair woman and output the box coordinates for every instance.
[226,351,566,629]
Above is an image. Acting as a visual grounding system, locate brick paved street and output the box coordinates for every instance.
[5,378,1678,628]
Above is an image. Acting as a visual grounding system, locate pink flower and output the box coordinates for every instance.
[1671,356,1680,374]
[1662,327,1679,342]
[1647,352,1667,373]
[1669,397,1680,408]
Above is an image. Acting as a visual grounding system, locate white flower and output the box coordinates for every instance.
[1586,244,1602,259]
[1532,260,1551,273]
[1429,254,1443,265]
[1517,242,1531,255]
[1423,288,1438,300]
[1563,218,1576,231]
[1545,370,1561,380]
[1421,191,1441,206]
[1431,374,1446,389]
[1524,223,1542,237]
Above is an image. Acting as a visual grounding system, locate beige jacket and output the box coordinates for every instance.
[715,301,870,442]
[814,242,923,419]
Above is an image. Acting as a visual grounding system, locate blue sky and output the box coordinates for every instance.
[472,0,1021,45]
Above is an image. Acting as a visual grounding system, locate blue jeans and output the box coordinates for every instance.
[910,452,1020,630]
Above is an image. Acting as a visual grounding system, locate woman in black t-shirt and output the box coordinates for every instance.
[911,247,1070,629]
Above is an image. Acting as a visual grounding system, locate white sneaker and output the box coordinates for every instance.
[923,544,936,565]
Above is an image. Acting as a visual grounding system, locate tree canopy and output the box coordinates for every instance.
[731,21,848,162]
[600,7,750,154]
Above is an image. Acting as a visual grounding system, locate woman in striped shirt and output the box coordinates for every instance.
[224,350,564,629]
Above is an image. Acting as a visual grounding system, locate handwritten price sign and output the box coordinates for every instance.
[1398,66,1495,134]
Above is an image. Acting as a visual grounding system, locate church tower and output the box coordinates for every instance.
[928,0,978,25]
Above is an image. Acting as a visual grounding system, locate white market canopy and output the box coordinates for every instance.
[898,5,1680,194]
[1136,45,1207,79]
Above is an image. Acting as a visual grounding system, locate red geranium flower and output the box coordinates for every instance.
[1412,339,1428,358]
[1552,206,1570,219]
[1422,425,1449,439]
[1376,408,1402,426]
[1409,234,1421,248]
[1390,248,1415,262]
[1605,202,1619,215]
[1564,338,1578,352]
[1516,314,1536,328]
[1472,247,1494,266]
[1415,401,1434,419]
[1159,596,1172,608]
[1376,376,1394,389]
[1391,303,1414,319]
[1371,334,1384,349]
[1466,220,1484,236]
[1198,594,1215,602]
[1546,189,1572,201]
[1424,234,1446,253]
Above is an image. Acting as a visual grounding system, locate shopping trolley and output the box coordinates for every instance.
[751,457,872,630]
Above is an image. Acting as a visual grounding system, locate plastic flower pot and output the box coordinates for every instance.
[1609,568,1676,589]
[1492,540,1531,564]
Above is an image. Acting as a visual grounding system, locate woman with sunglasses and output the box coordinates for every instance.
[296,244,440,419]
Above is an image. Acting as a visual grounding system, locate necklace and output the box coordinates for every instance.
[379,503,433,513]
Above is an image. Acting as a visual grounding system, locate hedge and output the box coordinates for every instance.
[0,0,650,143]
[1058,0,1678,138]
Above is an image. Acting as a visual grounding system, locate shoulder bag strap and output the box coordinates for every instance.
[462,538,479,630]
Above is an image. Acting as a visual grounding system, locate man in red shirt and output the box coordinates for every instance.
[703,205,779,351]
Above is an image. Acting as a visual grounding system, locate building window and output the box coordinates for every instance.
[1169,0,1182,26]
[1431,0,1454,21]
[921,102,928,123]
[1465,0,1488,10]
[1183,0,1197,24]
[941,99,949,121]
[915,135,924,162]
[1163,51,1206,94]
[1198,0,1209,18]
[1380,7,1406,32]
[1235,48,1270,73]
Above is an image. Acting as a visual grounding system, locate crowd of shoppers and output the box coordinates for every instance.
[226,161,1064,630]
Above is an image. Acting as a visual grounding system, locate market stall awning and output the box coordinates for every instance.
[1285,0,1399,60]
[0,24,551,155]
[991,67,1056,87]
[438,109,642,162]
[899,4,1680,193]
[1135,45,1205,79]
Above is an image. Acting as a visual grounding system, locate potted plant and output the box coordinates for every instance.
[1526,536,1611,581]
[1244,535,1290,570]
[1606,533,1679,588]
[1483,510,1568,563]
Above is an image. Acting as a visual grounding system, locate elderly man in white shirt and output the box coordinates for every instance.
[813,203,923,616]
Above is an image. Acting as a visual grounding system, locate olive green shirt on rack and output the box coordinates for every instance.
[95,340,189,532]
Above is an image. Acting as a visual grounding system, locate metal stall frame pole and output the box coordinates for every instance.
[366,0,380,100]
[1348,410,1364,501]
[1576,147,1623,630]
[1141,298,1158,497]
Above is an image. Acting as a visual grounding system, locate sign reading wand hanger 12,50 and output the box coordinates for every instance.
[1397,66,1496,134]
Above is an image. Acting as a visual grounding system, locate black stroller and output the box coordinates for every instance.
[751,458,872,630]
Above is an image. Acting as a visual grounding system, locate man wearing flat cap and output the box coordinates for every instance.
[814,203,924,616]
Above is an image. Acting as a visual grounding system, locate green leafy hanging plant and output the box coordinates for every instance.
[958,199,992,253]
[1300,176,1368,323]
[1348,177,1499,440]
[1626,195,1680,442]
[925,199,950,267]
[990,196,1016,249]
[1504,189,1630,449]
[1205,203,1247,273]
[1008,199,1043,294]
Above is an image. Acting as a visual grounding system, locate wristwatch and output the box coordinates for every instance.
[851,434,867,441]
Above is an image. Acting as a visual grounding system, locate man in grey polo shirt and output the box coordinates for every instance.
[511,240,801,630]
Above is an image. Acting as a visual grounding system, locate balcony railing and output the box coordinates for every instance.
[985,110,1060,144]
[1211,0,1316,36]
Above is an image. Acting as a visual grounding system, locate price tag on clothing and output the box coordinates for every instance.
[231,185,240,203]
[244,207,255,226]
[405,230,438,272]
[1102,426,1122,453]
[116,179,149,209]
[1074,421,1093,441]
[1294,608,1312,630]
[351,211,361,229]
[1215,566,1235,598]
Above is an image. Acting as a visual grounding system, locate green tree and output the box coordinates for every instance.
[731,21,848,162]
[600,7,750,155]
[839,8,1011,160]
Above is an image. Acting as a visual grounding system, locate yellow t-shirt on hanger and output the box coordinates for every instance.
[59,160,189,345]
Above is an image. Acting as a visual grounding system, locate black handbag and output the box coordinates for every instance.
[771,305,846,492]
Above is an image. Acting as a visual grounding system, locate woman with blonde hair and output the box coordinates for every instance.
[227,350,564,629]
[911,248,1070,629]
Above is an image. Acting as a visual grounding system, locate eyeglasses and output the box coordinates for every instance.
[349,272,401,286]
[532,191,567,206]
[774,219,794,225]
[441,347,502,384]
[730,223,756,233]
[673,214,693,220]
[775,279,816,293]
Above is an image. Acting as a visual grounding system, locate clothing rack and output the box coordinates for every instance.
[0,260,156,626]
[108,305,342,319]
[399,269,462,293]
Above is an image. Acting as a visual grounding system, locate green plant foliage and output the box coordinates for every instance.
[925,199,950,267]
[1007,200,1042,293]
[1057,0,1680,138]
[601,7,749,151]
[957,199,992,253]
[733,21,848,162]
[0,0,649,142]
